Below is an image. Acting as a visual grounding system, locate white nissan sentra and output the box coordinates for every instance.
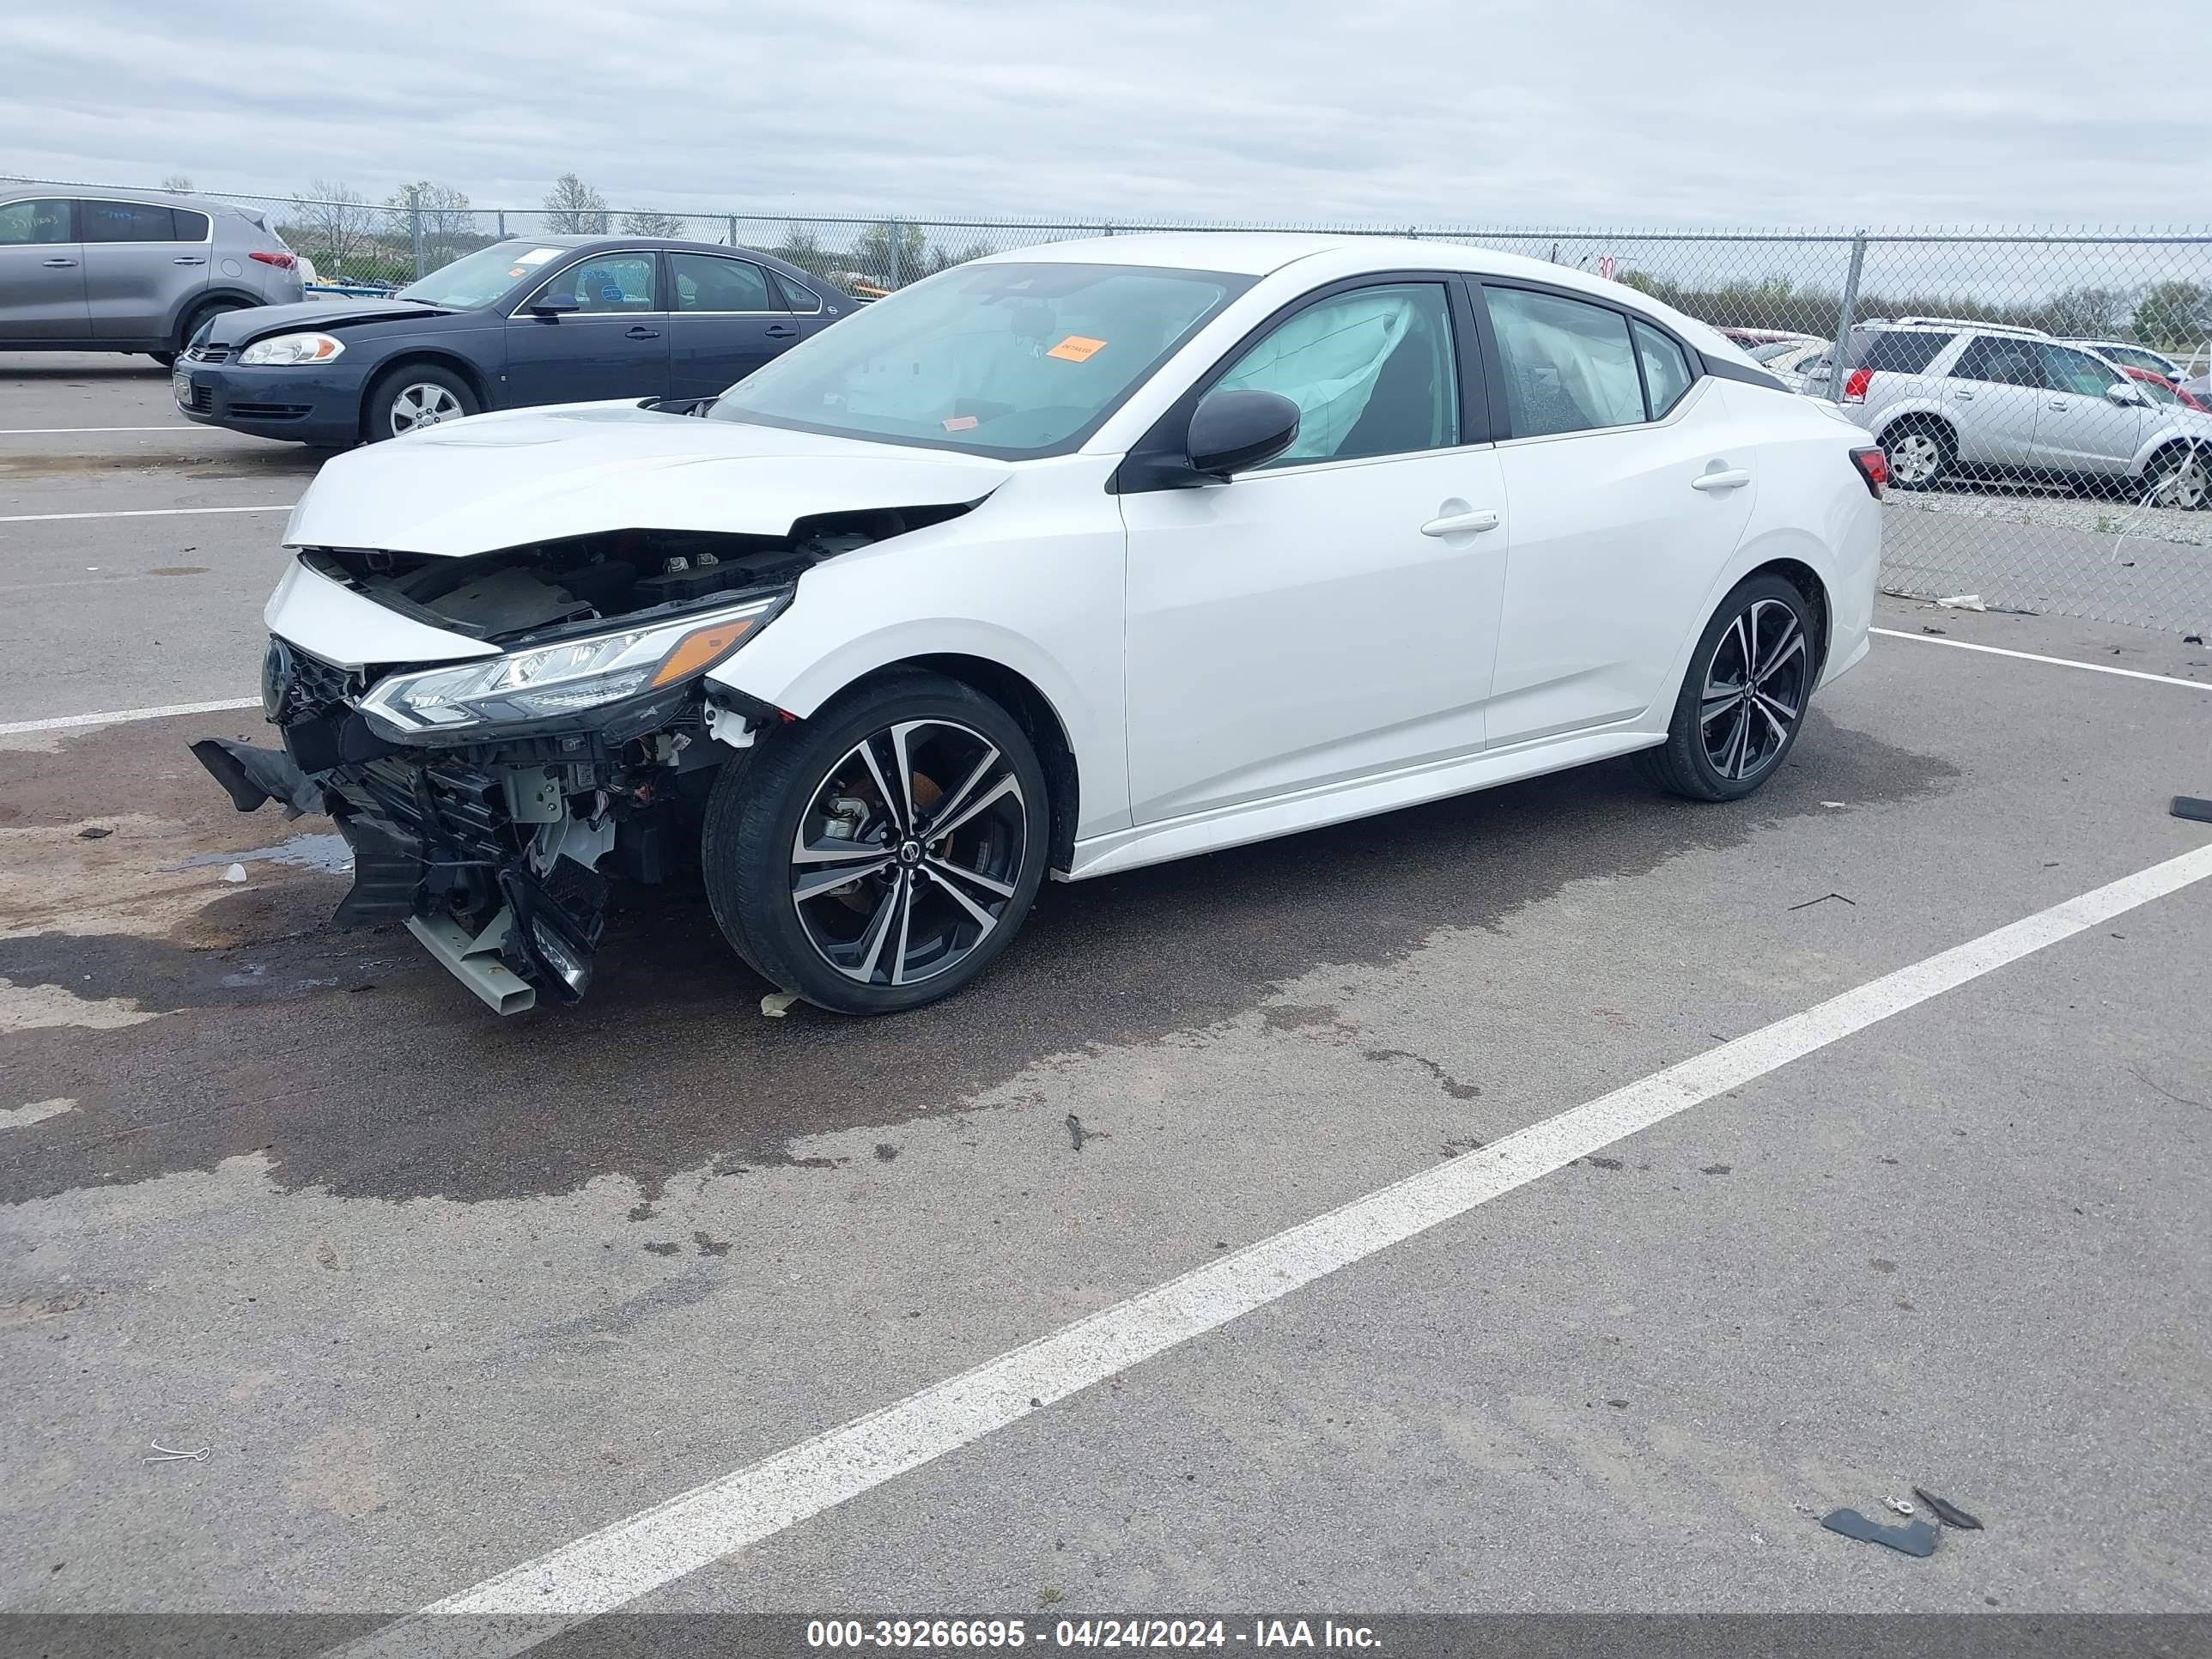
[193,234,1886,1015]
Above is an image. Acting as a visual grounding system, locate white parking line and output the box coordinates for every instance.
[334,840,2212,1658]
[0,696,258,737]
[0,425,195,434]
[1873,626,2210,690]
[0,504,294,525]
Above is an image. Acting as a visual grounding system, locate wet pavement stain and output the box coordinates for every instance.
[0,712,1960,1207]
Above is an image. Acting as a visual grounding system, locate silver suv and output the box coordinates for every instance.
[1808,316,2212,510]
[0,185,305,365]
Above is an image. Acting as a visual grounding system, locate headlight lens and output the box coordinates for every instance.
[358,599,777,736]
[239,331,345,367]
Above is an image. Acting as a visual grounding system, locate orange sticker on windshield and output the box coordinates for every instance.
[942,415,979,431]
[1046,335,1107,362]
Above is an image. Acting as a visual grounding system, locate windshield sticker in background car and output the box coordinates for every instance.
[1046,336,1108,363]
[516,248,562,266]
[942,415,980,431]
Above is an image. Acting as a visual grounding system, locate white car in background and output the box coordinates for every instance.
[193,234,1884,1015]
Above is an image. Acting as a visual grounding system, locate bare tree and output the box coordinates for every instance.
[386,180,483,268]
[161,174,194,193]
[287,179,378,276]
[620,210,685,238]
[543,173,610,234]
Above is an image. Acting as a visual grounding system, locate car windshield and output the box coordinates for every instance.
[398,242,568,309]
[708,261,1251,457]
[1748,340,1805,362]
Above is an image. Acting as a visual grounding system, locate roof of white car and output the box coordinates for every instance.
[980,232,1763,369]
[986,230,1593,288]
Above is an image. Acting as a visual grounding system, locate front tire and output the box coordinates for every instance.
[2144,445,2210,511]
[702,672,1050,1014]
[363,363,478,442]
[161,298,246,368]
[1637,574,1817,802]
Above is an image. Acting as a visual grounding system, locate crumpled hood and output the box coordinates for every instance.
[207,297,451,343]
[283,402,1014,556]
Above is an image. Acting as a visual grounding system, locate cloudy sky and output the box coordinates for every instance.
[5,0,2209,228]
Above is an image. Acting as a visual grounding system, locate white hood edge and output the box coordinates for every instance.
[283,401,1015,558]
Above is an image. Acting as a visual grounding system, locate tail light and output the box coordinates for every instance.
[1850,446,1888,498]
[250,251,296,269]
[1841,367,1873,404]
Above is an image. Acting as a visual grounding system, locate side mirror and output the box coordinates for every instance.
[2107,383,2147,407]
[1187,389,1301,478]
[530,290,580,316]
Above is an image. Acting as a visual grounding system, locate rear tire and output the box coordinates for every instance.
[1636,574,1817,802]
[1882,419,1954,490]
[363,363,478,442]
[702,672,1050,1014]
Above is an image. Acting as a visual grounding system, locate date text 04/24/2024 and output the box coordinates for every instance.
[805,1619,1382,1649]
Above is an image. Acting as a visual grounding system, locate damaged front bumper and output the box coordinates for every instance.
[193,644,752,1014]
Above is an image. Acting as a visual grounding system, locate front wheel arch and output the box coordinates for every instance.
[2139,440,2212,509]
[358,353,491,436]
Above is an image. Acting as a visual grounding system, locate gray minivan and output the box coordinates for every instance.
[0,185,305,365]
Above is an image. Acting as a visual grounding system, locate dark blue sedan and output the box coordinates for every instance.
[173,236,850,446]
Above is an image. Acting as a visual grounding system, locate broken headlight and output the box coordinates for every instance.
[358,598,777,737]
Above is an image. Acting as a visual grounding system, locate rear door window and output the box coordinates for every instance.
[173,209,210,241]
[1486,286,1646,437]
[0,198,74,244]
[80,201,179,242]
[1950,337,2046,388]
[670,253,779,313]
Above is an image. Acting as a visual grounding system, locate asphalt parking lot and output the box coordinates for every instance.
[3,353,2211,1644]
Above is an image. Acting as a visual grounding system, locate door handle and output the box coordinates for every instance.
[2047,398,2070,410]
[1952,389,1975,401]
[172,256,206,265]
[765,323,799,338]
[1419,508,1499,537]
[1691,467,1752,491]
[626,325,661,339]
[41,257,77,268]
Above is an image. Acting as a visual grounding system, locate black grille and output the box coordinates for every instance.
[188,386,212,413]
[356,757,518,867]
[230,401,310,420]
[284,647,362,720]
[187,343,232,365]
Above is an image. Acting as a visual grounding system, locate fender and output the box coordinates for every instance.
[1862,396,1952,444]
[708,613,1126,840]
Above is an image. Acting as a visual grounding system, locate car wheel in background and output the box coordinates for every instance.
[1636,573,1817,803]
[364,364,479,442]
[155,299,248,368]
[702,672,1050,1015]
[1882,419,1954,490]
[2143,444,2211,511]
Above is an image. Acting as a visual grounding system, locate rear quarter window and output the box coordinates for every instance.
[1857,331,1955,374]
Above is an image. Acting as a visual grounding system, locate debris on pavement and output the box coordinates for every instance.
[143,1443,210,1465]
[2184,633,2204,646]
[76,825,112,840]
[1920,624,1947,635]
[1820,800,1846,808]
[1884,1496,1917,1516]
[221,863,246,884]
[2172,797,2212,824]
[1820,1506,1939,1557]
[1936,593,1987,611]
[1066,1113,1088,1152]
[1912,1486,1986,1530]
[760,991,799,1018]
[1788,891,1857,911]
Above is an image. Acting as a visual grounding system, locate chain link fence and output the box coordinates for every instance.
[12,179,2212,635]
